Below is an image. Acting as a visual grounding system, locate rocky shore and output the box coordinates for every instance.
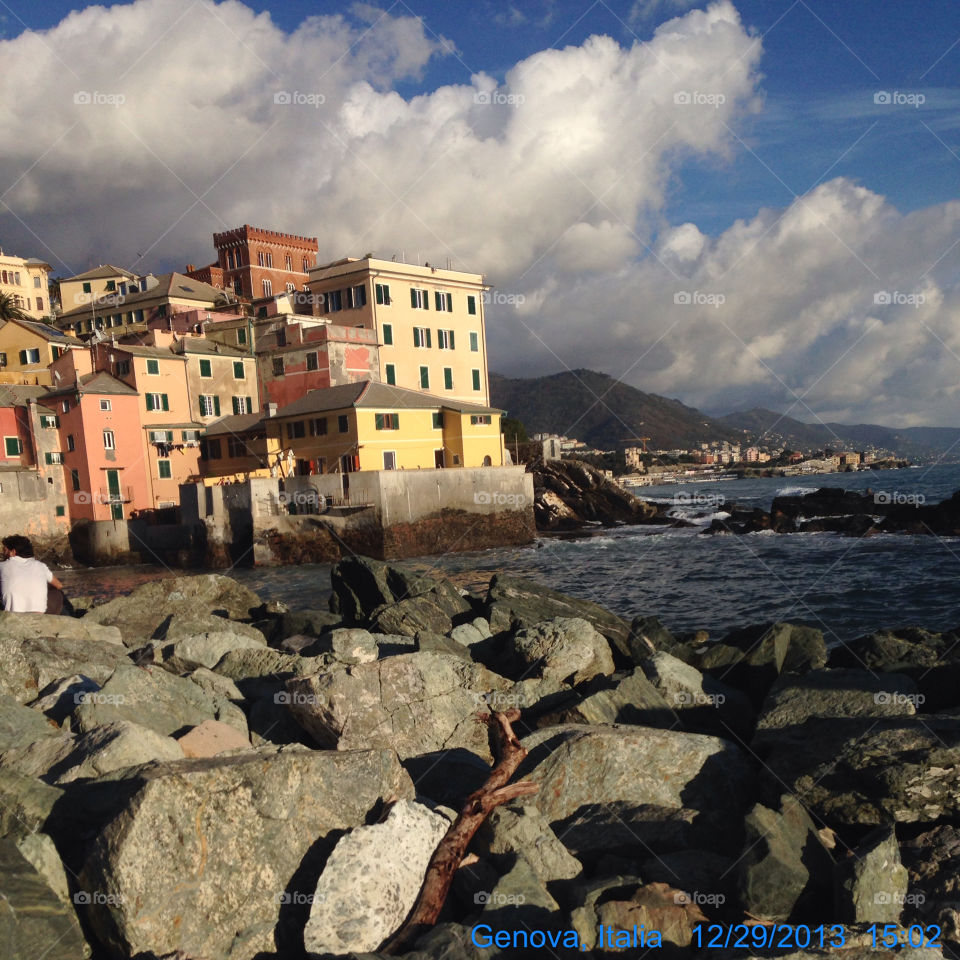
[3,561,960,958]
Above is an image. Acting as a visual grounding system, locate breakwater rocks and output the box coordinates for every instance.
[4,563,960,957]
[705,485,960,537]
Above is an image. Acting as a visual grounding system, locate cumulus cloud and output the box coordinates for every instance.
[0,0,957,425]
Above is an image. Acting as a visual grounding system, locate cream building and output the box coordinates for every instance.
[307,257,491,406]
[59,265,140,315]
[0,252,52,319]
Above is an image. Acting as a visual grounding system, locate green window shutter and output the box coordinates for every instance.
[472,369,481,391]
[426,329,432,348]
[233,361,243,378]
[385,364,395,385]
[470,331,479,351]
[444,368,453,390]
[423,291,429,310]
[146,394,154,411]
[213,396,220,417]
[18,350,26,364]
[375,413,384,430]
[44,452,52,464]
[467,295,476,315]
[161,394,169,411]
[449,330,455,349]
[434,291,442,311]
[376,284,383,305]
[166,431,173,441]
[5,437,16,456]
[393,413,399,428]
[232,396,240,415]
[200,359,211,377]
[199,397,205,416]
[410,288,417,308]
[383,323,392,345]
[158,460,171,479]
[446,293,452,311]
[420,366,429,389]
[413,328,420,348]
[147,359,159,374]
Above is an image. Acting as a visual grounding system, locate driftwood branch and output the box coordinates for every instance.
[380,708,537,954]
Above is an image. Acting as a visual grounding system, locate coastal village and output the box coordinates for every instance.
[0,227,532,564]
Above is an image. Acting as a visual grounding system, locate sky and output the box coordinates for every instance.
[1,0,958,427]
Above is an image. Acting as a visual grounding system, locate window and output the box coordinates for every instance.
[413,327,431,348]
[469,331,479,352]
[257,251,265,267]
[99,399,111,411]
[103,430,115,450]
[262,279,274,297]
[420,366,430,389]
[470,414,492,425]
[157,460,172,479]
[116,360,131,376]
[135,309,145,323]
[375,413,400,430]
[237,327,247,345]
[56,505,65,517]
[199,358,212,378]
[199,395,220,417]
[272,357,284,377]
[286,420,305,439]
[285,282,295,294]
[105,280,116,292]
[227,250,235,269]
[67,434,75,452]
[18,349,40,365]
[382,323,393,345]
[285,254,292,271]
[437,329,455,350]
[145,393,169,412]
[443,368,453,390]
[375,283,391,305]
[302,257,309,272]
[182,430,199,442]
[36,297,43,311]
[71,469,80,491]
[146,359,159,375]
[232,396,252,415]
[227,437,247,458]
[385,363,396,385]
[201,438,222,460]
[410,287,430,310]
[0,352,6,366]
[467,295,477,315]
[61,401,69,413]
[44,452,64,465]
[434,291,453,312]
[383,451,396,470]
[337,414,348,433]
[34,276,41,288]
[40,414,59,428]
[82,282,92,294]
[276,329,287,347]
[472,369,481,391]
[310,417,327,436]
[306,352,319,372]
[432,412,443,429]
[232,360,244,379]
[348,284,367,309]
[4,437,21,457]
[327,289,342,312]
[149,430,174,443]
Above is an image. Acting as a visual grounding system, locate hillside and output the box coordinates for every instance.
[489,370,739,451]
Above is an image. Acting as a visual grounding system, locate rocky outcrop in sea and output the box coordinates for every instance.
[1,562,959,958]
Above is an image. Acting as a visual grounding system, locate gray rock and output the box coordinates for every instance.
[369,596,459,638]
[480,854,559,928]
[737,794,834,921]
[0,768,63,841]
[0,838,89,960]
[484,574,630,651]
[149,614,267,671]
[212,646,322,682]
[304,799,450,956]
[186,666,244,702]
[0,720,183,783]
[72,663,248,739]
[835,826,908,924]
[0,694,61,751]
[82,574,263,646]
[312,627,379,664]
[570,875,644,952]
[415,630,474,662]
[0,620,128,704]
[510,617,615,685]
[269,609,342,646]
[519,724,754,858]
[15,832,71,904]
[79,745,413,960]
[901,824,960,937]
[628,615,698,664]
[449,621,488,648]
[29,674,101,724]
[286,653,510,761]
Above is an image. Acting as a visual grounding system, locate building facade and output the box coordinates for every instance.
[0,252,52,319]
[0,319,83,384]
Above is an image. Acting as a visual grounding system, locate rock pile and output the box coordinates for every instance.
[0,565,956,958]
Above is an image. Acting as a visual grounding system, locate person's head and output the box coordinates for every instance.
[2,535,34,559]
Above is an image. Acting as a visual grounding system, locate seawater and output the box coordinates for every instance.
[59,463,960,646]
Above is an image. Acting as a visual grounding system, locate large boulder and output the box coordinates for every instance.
[518,724,754,860]
[0,720,183,783]
[0,694,62,751]
[303,799,450,956]
[286,653,509,761]
[0,838,89,960]
[79,746,413,960]
[82,574,263,646]
[835,826,908,924]
[900,824,960,937]
[72,663,248,739]
[628,615,700,664]
[508,617,615,684]
[369,596,467,638]
[0,769,64,841]
[144,614,267,671]
[484,574,630,653]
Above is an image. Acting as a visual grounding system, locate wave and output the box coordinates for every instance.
[775,485,818,498]
[667,508,730,526]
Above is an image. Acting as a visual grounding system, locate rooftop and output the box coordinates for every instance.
[202,412,265,437]
[62,264,138,283]
[174,338,250,358]
[273,381,500,418]
[0,384,50,407]
[45,371,138,397]
[10,318,84,344]
[60,272,223,319]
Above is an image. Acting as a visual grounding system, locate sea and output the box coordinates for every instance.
[59,463,960,647]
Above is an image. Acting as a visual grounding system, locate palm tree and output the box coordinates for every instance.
[0,292,30,323]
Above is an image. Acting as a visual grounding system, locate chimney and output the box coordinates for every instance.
[185,264,195,272]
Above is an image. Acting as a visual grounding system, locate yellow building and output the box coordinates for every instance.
[245,381,503,477]
[307,257,491,406]
[0,318,83,384]
[0,253,52,319]
[59,265,139,315]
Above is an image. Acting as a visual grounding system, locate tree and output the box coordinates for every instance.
[501,416,528,444]
[0,292,30,323]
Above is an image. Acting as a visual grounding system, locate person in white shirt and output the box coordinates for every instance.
[0,535,63,613]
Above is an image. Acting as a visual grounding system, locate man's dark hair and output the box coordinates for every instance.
[2,535,34,558]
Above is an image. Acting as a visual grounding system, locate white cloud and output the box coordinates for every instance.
[0,0,957,426]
